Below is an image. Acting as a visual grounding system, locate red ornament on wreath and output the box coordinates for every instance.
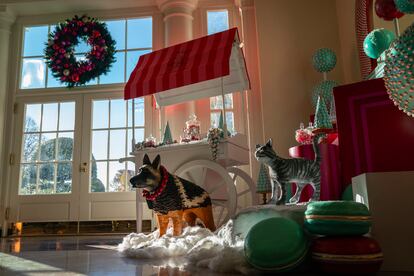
[45,15,116,88]
[375,0,404,21]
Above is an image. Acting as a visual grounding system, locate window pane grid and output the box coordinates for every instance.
[90,98,143,193]
[21,17,152,89]
[20,102,75,195]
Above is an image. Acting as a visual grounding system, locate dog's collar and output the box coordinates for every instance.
[142,166,168,201]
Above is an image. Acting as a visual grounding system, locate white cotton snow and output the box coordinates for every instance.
[118,220,255,274]
[118,205,306,274]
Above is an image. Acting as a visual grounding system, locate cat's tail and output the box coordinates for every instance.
[313,134,322,163]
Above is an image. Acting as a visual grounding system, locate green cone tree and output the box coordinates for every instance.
[315,96,333,129]
[162,121,173,144]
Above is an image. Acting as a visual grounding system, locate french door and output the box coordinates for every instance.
[9,91,146,223]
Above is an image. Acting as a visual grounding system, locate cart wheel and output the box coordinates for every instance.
[227,167,258,212]
[175,160,237,227]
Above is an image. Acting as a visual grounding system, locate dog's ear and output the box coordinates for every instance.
[152,154,161,170]
[143,154,151,166]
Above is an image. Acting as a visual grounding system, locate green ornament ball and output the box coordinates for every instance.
[395,0,414,13]
[244,217,308,272]
[312,48,337,73]
[312,80,339,109]
[363,28,396,59]
[384,22,414,117]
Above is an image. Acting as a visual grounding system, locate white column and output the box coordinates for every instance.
[234,0,264,182]
[157,0,198,140]
[0,5,15,236]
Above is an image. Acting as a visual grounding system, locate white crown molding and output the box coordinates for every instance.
[0,5,16,32]
[156,0,198,15]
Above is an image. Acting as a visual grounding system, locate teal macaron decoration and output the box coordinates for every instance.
[244,217,308,272]
[312,48,337,73]
[395,0,414,13]
[304,201,372,236]
[363,28,396,59]
[312,80,339,110]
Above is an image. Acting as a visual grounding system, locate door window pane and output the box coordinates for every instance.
[19,102,75,195]
[99,51,125,84]
[106,20,126,50]
[93,100,109,129]
[127,17,152,49]
[23,26,49,57]
[21,58,46,89]
[91,98,143,192]
[207,10,229,35]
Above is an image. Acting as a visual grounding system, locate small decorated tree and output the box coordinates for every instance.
[162,121,173,144]
[256,163,272,204]
[314,96,333,130]
[218,111,231,137]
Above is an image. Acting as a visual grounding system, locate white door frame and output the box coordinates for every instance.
[9,93,84,222]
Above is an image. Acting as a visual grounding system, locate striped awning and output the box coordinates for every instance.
[124,28,250,106]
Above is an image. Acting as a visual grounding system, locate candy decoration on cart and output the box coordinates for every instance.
[181,114,201,142]
[395,0,414,13]
[312,48,337,73]
[45,15,116,88]
[207,128,223,161]
[295,122,314,145]
[256,163,272,204]
[383,22,414,117]
[363,28,396,59]
[162,121,173,145]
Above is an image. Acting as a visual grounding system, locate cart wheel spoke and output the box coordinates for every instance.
[237,189,250,197]
[211,199,227,207]
[208,180,224,194]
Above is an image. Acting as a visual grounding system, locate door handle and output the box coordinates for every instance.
[79,162,88,173]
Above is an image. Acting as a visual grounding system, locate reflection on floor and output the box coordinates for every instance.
[0,236,413,276]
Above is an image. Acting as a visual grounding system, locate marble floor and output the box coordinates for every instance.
[0,236,413,276]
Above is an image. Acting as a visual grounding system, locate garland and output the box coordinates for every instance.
[142,166,169,201]
[45,15,116,88]
[207,128,223,161]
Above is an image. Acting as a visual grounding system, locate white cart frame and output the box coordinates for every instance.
[120,133,257,232]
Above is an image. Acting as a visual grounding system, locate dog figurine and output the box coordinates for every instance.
[130,154,216,236]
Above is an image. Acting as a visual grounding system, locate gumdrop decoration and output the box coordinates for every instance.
[312,48,337,73]
[162,121,173,144]
[383,22,414,117]
[207,128,223,160]
[395,0,414,13]
[363,28,396,59]
[314,96,333,130]
[312,80,339,110]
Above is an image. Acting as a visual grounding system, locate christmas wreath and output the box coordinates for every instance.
[45,15,116,88]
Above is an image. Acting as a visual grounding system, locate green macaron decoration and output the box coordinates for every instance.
[304,201,372,236]
[244,217,308,272]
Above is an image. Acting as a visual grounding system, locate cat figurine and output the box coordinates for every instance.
[255,135,321,205]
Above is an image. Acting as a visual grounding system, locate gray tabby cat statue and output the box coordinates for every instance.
[255,135,321,205]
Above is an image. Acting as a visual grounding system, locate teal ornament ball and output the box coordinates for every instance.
[363,28,396,59]
[312,80,339,110]
[395,0,414,13]
[384,22,414,117]
[312,48,337,73]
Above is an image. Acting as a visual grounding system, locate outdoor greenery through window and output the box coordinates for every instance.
[20,102,75,194]
[20,17,152,89]
[207,10,234,132]
[90,98,144,192]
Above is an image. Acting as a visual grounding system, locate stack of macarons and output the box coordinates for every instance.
[304,201,383,274]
